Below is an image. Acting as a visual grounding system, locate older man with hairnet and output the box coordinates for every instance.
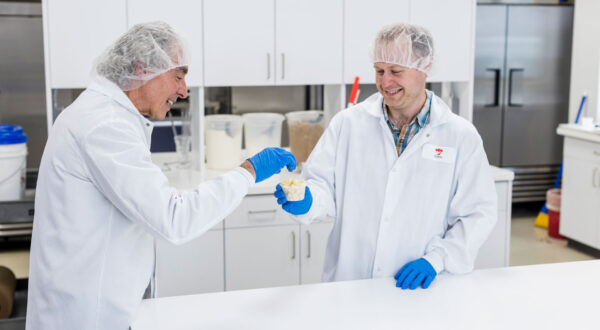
[274,22,497,290]
[26,22,295,329]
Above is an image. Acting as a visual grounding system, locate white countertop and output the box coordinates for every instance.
[131,260,599,330]
[152,153,514,195]
[557,123,600,143]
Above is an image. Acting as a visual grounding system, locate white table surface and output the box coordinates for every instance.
[557,123,600,143]
[131,260,598,330]
[151,153,514,195]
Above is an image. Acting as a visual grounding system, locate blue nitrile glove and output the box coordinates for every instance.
[274,184,313,215]
[247,147,297,183]
[394,258,437,290]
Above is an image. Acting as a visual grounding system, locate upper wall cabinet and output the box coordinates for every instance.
[46,0,127,88]
[344,0,410,84]
[410,0,474,82]
[203,0,343,87]
[275,0,343,85]
[127,0,203,87]
[344,0,474,84]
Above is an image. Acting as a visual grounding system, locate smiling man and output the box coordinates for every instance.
[274,23,497,290]
[26,22,296,330]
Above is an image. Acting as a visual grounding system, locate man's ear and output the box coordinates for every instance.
[134,65,146,77]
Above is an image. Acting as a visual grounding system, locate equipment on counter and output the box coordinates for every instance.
[242,112,285,157]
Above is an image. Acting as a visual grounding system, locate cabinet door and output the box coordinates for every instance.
[343,0,410,84]
[127,0,203,87]
[155,229,224,297]
[275,0,343,85]
[225,225,300,290]
[410,0,474,82]
[300,221,334,284]
[46,0,127,88]
[203,0,275,86]
[475,181,511,269]
[561,156,600,248]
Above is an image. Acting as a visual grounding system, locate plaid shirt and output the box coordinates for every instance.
[383,90,432,156]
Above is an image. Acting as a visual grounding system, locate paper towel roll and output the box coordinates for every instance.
[0,266,16,319]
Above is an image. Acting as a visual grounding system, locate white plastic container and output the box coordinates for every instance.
[0,125,28,201]
[242,112,285,157]
[285,110,325,164]
[204,115,243,170]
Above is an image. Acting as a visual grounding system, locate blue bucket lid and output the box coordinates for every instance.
[0,124,27,145]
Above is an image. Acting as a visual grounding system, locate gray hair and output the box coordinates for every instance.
[94,21,189,91]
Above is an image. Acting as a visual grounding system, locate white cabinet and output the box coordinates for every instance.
[203,0,343,86]
[225,225,300,290]
[155,229,224,297]
[343,0,410,84]
[203,0,274,86]
[300,221,334,284]
[560,137,600,248]
[223,195,333,290]
[343,0,474,84]
[410,0,474,82]
[474,178,513,269]
[275,0,343,85]
[126,0,203,87]
[44,0,127,88]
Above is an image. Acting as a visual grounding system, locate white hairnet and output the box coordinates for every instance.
[94,21,189,91]
[370,22,435,76]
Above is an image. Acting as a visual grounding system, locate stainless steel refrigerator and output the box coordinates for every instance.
[472,2,573,202]
[0,2,46,173]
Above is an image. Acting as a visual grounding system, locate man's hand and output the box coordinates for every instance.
[274,184,313,215]
[247,147,296,183]
[394,258,437,290]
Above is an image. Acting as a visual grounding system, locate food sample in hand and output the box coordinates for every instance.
[280,179,306,201]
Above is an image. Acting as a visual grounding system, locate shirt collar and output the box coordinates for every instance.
[87,75,154,129]
[382,90,432,129]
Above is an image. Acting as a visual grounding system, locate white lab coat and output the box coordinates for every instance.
[294,92,497,282]
[26,76,254,330]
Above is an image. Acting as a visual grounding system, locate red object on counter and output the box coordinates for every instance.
[348,76,360,105]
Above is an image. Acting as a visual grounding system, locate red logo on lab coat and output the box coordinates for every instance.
[435,148,443,158]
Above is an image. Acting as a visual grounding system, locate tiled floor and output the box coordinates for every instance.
[509,202,598,266]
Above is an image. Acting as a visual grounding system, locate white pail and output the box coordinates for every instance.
[0,125,28,201]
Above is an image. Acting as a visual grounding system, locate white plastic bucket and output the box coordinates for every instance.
[0,125,28,201]
[204,115,243,170]
[242,112,285,157]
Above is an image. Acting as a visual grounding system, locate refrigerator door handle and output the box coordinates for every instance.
[485,68,501,107]
[508,68,524,107]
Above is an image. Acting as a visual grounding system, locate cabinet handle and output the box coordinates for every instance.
[291,231,296,259]
[306,230,311,259]
[594,168,599,188]
[593,150,600,157]
[267,53,271,80]
[485,68,501,107]
[281,53,285,80]
[248,210,276,215]
[508,68,524,107]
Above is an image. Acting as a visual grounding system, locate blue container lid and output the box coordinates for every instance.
[0,124,27,145]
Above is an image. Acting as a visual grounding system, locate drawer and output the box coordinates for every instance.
[225,195,297,228]
[564,137,600,163]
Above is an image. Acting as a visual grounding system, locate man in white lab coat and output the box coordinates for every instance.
[275,22,497,290]
[26,22,296,330]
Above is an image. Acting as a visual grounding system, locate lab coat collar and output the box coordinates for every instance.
[87,76,154,129]
[362,90,450,128]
